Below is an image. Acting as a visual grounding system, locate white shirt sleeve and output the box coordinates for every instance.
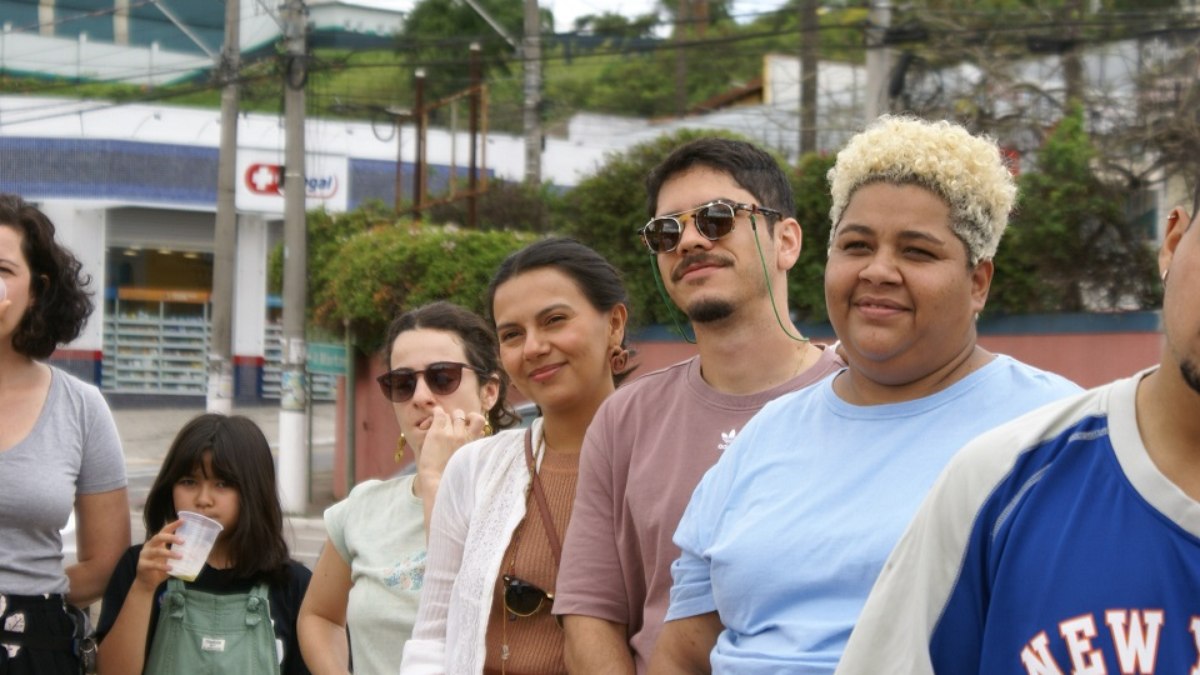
[399,452,475,674]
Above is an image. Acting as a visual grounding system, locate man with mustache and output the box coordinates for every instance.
[553,138,842,673]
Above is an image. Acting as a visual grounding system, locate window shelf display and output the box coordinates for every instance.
[263,324,337,402]
[102,288,210,396]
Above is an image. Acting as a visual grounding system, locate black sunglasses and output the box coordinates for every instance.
[502,574,554,617]
[639,199,783,254]
[375,361,486,403]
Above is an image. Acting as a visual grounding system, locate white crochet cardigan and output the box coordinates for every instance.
[399,419,545,675]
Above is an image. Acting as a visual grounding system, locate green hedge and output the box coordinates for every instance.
[269,205,535,354]
[317,224,535,354]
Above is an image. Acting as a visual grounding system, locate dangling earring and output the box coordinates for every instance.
[394,434,407,463]
[610,346,629,374]
[1161,268,1169,284]
[482,420,494,436]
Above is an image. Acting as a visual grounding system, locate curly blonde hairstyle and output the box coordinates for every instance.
[826,115,1017,265]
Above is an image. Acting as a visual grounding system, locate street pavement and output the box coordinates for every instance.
[111,402,339,570]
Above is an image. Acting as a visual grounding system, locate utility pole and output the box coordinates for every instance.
[674,0,689,116]
[522,0,542,185]
[468,43,481,229]
[1061,0,1085,104]
[279,0,309,515]
[864,0,891,121]
[412,68,425,221]
[207,0,239,415]
[799,0,819,156]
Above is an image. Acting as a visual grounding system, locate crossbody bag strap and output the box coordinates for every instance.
[524,427,562,567]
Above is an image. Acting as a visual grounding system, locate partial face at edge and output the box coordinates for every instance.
[0,225,33,343]
[1160,208,1200,395]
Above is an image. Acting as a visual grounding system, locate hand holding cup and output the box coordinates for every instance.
[167,511,224,582]
[135,519,184,592]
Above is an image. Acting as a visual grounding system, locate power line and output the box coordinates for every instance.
[2,6,1197,127]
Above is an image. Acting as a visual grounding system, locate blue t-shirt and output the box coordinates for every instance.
[668,355,1081,674]
[837,369,1200,674]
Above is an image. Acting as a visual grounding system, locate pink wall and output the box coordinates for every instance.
[977,332,1162,389]
[332,320,1164,498]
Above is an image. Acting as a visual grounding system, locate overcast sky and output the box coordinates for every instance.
[345,0,787,34]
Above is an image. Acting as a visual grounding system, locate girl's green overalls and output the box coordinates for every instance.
[144,579,279,675]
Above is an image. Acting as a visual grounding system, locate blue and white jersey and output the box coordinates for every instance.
[836,369,1200,675]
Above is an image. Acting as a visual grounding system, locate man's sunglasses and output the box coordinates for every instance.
[639,199,783,254]
[502,574,554,617]
[375,361,486,403]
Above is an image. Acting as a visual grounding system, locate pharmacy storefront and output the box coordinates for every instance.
[0,135,366,403]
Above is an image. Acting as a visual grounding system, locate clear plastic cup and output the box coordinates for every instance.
[168,511,224,581]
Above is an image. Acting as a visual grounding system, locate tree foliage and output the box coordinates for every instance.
[269,203,534,352]
[396,0,551,106]
[787,152,836,322]
[571,12,659,37]
[989,106,1160,314]
[426,179,564,233]
[319,225,534,353]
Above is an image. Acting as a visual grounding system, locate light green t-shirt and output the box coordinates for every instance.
[324,473,425,675]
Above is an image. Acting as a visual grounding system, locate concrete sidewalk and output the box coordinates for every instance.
[111,402,339,569]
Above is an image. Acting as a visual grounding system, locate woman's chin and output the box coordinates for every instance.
[406,432,427,455]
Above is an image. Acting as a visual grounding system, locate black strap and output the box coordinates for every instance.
[0,629,75,651]
[523,427,563,567]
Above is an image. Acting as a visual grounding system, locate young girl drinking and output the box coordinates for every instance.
[94,413,312,675]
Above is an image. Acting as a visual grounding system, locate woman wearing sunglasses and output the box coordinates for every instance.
[299,301,518,675]
[401,238,631,674]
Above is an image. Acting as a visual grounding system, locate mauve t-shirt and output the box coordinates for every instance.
[553,348,842,672]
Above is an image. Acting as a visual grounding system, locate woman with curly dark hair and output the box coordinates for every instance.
[0,194,130,674]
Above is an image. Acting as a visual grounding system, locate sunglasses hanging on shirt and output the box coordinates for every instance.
[502,574,554,617]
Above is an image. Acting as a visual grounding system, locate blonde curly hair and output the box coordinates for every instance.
[826,115,1017,265]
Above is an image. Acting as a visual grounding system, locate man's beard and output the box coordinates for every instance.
[687,299,736,324]
[1181,359,1200,396]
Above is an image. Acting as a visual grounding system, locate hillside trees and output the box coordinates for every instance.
[989,106,1160,314]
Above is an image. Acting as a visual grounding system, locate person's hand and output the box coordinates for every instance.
[417,406,488,479]
[134,519,183,592]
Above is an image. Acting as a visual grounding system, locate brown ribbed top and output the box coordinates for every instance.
[483,447,578,674]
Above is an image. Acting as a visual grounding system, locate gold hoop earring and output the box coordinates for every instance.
[610,346,629,374]
[394,434,407,463]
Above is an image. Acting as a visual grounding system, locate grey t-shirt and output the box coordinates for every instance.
[0,366,126,594]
